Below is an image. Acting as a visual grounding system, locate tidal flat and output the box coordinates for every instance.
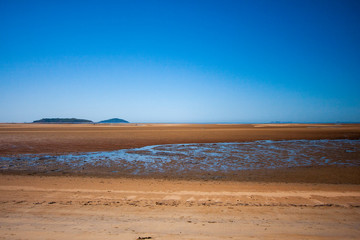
[0,123,360,239]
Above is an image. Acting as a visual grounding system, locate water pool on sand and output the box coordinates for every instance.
[1,139,359,176]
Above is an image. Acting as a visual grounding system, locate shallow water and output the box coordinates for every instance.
[1,139,359,175]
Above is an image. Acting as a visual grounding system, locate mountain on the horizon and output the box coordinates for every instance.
[98,118,129,123]
[33,118,93,123]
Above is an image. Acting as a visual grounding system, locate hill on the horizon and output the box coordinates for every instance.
[98,118,129,123]
[33,118,93,123]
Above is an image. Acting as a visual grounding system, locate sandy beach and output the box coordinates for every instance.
[3,0,360,238]
[0,123,360,239]
[1,175,360,240]
[1,123,360,155]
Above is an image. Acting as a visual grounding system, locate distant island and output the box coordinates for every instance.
[98,118,129,123]
[33,118,93,124]
[32,118,129,124]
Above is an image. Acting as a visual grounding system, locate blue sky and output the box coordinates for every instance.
[1,0,359,123]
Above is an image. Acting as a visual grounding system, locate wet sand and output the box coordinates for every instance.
[0,123,360,239]
[1,140,360,184]
[1,123,360,155]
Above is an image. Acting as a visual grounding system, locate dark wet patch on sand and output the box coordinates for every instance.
[0,139,359,179]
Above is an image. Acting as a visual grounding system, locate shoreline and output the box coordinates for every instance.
[1,137,359,184]
[1,165,360,184]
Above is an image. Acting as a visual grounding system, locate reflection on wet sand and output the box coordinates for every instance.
[1,139,359,177]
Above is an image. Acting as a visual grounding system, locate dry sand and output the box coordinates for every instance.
[1,175,360,240]
[0,123,360,239]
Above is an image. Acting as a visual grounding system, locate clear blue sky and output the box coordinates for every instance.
[1,0,359,123]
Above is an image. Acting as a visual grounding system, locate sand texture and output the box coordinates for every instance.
[1,123,360,155]
[0,123,359,239]
[1,175,360,240]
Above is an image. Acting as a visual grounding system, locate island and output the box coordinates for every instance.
[33,118,93,124]
[98,118,129,123]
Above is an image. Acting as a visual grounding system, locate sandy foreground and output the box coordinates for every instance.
[0,123,360,239]
[1,175,360,240]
